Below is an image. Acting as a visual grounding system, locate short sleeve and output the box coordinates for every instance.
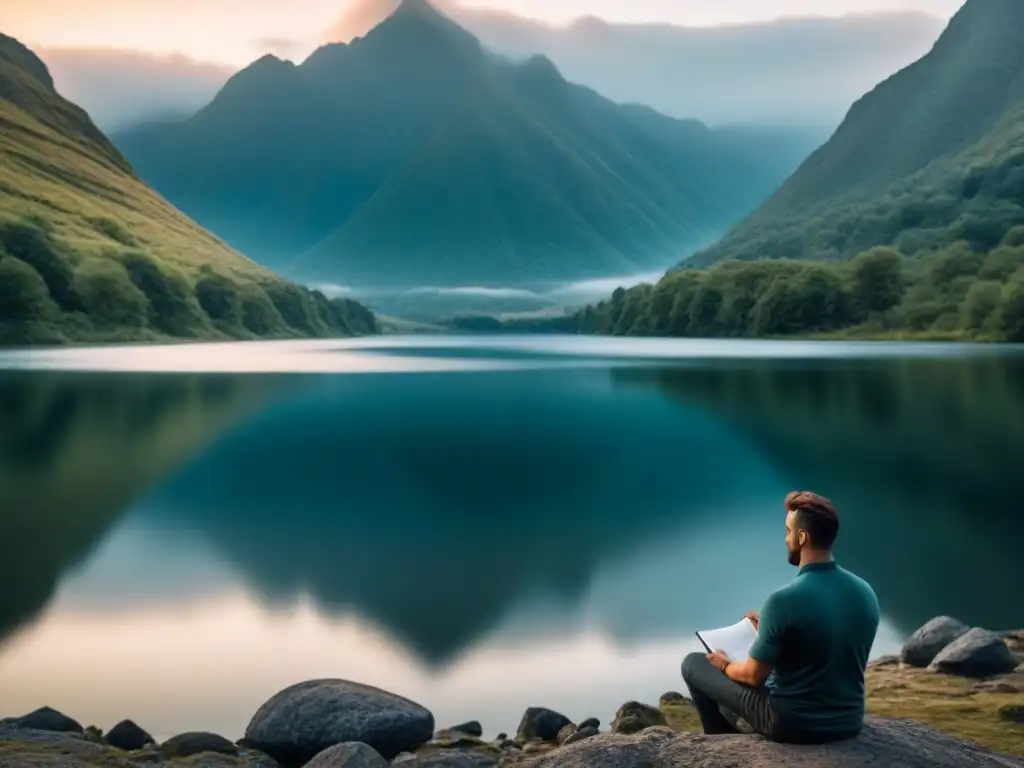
[749,591,787,666]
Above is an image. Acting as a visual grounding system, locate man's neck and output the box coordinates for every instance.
[799,549,834,569]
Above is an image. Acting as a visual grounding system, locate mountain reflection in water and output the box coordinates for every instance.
[0,339,1021,737]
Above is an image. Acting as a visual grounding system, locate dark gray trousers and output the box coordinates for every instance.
[680,653,861,744]
[680,652,782,739]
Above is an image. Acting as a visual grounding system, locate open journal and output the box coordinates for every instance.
[696,617,758,663]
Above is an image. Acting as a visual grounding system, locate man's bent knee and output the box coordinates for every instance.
[681,651,707,683]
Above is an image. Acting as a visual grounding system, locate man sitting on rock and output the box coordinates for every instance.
[681,491,880,744]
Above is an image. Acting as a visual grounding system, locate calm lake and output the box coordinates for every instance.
[1,336,1023,740]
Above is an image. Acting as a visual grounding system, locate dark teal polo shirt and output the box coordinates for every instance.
[749,561,880,737]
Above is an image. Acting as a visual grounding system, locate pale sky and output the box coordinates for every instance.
[3,0,966,65]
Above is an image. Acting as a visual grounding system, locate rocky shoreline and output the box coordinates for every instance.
[2,617,1021,767]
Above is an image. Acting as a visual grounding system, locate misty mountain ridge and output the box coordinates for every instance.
[114,0,798,289]
[326,0,945,127]
[689,0,1024,267]
[42,2,944,133]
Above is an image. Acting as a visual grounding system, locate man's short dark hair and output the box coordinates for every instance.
[785,491,840,549]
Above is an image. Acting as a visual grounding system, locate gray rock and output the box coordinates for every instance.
[610,701,666,734]
[495,733,507,742]
[577,718,599,731]
[511,719,1024,767]
[105,719,154,751]
[556,725,577,745]
[244,679,434,765]
[161,731,239,758]
[658,692,687,708]
[445,722,482,738]
[306,742,390,768]
[9,706,83,734]
[901,616,970,668]
[515,708,572,743]
[928,628,1018,678]
[563,726,599,746]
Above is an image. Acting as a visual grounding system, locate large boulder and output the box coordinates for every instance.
[511,719,1024,767]
[610,701,666,734]
[160,731,239,758]
[927,628,1018,678]
[304,742,390,768]
[243,679,434,765]
[6,706,83,734]
[901,617,970,667]
[105,719,154,751]
[515,708,572,743]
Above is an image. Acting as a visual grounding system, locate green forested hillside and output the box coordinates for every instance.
[114,0,794,288]
[554,0,1024,343]
[688,0,1024,267]
[562,235,1024,341]
[0,34,376,345]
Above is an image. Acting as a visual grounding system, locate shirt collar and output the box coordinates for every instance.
[799,561,837,575]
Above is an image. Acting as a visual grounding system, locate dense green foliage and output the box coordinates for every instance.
[0,219,379,345]
[114,0,794,287]
[0,34,378,345]
[688,0,1024,269]
[527,233,1024,341]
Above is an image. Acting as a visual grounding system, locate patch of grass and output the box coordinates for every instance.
[865,665,1024,757]
[660,702,702,733]
[88,216,136,247]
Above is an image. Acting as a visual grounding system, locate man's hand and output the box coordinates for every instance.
[707,650,730,673]
[744,610,760,631]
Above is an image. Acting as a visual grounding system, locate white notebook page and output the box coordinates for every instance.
[696,617,758,663]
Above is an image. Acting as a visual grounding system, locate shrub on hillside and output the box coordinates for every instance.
[999,270,1024,342]
[263,282,328,336]
[850,247,905,317]
[980,245,1024,280]
[0,218,81,312]
[89,216,137,247]
[195,272,241,324]
[121,251,205,337]
[332,297,378,335]
[1002,226,1024,248]
[0,256,56,323]
[960,280,1003,331]
[240,289,283,336]
[74,259,148,329]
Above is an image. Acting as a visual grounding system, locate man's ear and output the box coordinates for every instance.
[798,529,808,547]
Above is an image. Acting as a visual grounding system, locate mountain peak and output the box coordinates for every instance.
[395,0,437,15]
[0,33,55,90]
[353,0,483,61]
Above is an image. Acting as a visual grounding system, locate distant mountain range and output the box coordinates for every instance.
[0,33,375,344]
[113,0,804,289]
[328,0,946,127]
[39,4,944,133]
[689,0,1024,267]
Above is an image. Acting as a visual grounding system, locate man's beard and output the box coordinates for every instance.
[787,547,801,566]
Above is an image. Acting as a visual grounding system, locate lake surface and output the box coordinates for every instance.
[1,336,1023,740]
